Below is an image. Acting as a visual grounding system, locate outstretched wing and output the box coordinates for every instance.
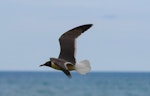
[58,24,93,64]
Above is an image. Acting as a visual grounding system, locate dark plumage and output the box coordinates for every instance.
[40,24,93,78]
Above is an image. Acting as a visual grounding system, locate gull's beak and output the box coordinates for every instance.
[39,64,45,67]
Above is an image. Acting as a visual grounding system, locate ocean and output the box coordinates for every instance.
[0,72,150,96]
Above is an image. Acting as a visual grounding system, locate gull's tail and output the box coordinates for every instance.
[75,60,91,75]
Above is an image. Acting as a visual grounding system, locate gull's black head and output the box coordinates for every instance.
[40,61,51,67]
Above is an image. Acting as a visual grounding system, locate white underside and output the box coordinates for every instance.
[75,60,91,75]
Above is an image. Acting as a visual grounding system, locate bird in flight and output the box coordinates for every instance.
[40,24,93,78]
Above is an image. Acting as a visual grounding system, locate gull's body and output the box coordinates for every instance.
[40,24,93,78]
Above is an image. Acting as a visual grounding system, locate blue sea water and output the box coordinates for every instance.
[0,72,150,96]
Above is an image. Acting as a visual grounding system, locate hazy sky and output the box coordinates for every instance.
[0,0,150,72]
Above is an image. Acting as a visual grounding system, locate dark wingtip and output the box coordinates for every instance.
[79,24,93,32]
[68,75,72,79]
[85,24,93,27]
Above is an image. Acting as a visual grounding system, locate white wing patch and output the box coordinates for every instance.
[64,62,74,69]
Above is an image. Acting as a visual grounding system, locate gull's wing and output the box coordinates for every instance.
[58,24,93,64]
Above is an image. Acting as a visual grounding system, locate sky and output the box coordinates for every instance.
[0,0,150,72]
